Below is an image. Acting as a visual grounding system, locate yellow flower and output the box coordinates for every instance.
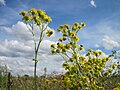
[72,25,77,30]
[57,43,63,49]
[112,64,117,69]
[62,62,68,67]
[72,36,79,42]
[32,16,39,20]
[78,25,82,30]
[69,31,75,37]
[22,15,31,22]
[28,8,37,15]
[98,51,102,56]
[64,24,70,29]
[51,44,55,48]
[59,37,63,42]
[37,9,46,16]
[106,57,110,61]
[56,49,60,53]
[113,87,120,90]
[65,44,71,49]
[74,22,79,26]
[108,68,112,73]
[46,30,53,37]
[63,37,66,41]
[19,10,27,16]
[43,15,52,23]
[81,22,86,27]
[45,79,51,84]
[52,79,58,83]
[88,48,92,52]
[72,53,79,59]
[79,46,84,51]
[51,49,56,54]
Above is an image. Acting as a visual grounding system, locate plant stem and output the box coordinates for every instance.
[34,60,37,90]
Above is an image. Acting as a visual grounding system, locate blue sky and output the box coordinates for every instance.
[0,0,120,75]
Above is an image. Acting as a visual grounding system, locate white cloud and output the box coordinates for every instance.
[0,0,6,5]
[102,35,120,50]
[81,13,120,50]
[95,44,100,48]
[0,21,65,76]
[90,0,96,8]
[0,56,7,61]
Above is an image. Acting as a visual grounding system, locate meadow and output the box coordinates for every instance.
[0,8,120,90]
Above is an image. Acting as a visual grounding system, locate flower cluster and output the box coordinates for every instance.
[50,22,116,89]
[20,8,52,24]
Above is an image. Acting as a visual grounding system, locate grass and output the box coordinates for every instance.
[0,70,120,90]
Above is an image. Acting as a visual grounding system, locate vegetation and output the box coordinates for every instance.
[0,8,120,90]
[19,8,53,90]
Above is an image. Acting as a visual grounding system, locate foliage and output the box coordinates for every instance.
[50,22,117,90]
[19,8,53,90]
[0,65,8,90]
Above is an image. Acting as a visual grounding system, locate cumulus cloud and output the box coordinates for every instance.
[95,44,100,48]
[2,21,55,42]
[102,35,120,50]
[0,0,6,5]
[0,21,65,76]
[90,0,96,8]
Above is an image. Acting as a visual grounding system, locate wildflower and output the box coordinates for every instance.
[57,43,63,49]
[79,45,84,51]
[64,24,70,29]
[62,29,67,35]
[19,10,27,16]
[62,47,67,53]
[72,53,79,59]
[72,25,77,31]
[46,30,53,37]
[59,25,64,29]
[59,37,63,42]
[98,51,102,56]
[81,22,86,27]
[108,68,112,73]
[43,15,51,23]
[56,49,60,53]
[62,62,68,67]
[69,31,75,37]
[72,35,79,42]
[51,44,55,48]
[32,16,39,20]
[28,8,37,15]
[69,58,74,62]
[78,25,82,30]
[51,49,56,54]
[22,15,31,22]
[65,44,71,49]
[57,28,61,32]
[45,79,51,84]
[74,22,79,26]
[88,48,92,52]
[85,52,90,56]
[112,64,117,69]
[106,57,110,61]
[113,87,120,90]
[37,10,46,16]
[52,79,58,83]
[63,37,66,41]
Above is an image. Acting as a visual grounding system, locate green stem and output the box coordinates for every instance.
[34,60,37,90]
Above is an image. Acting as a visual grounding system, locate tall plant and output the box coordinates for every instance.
[50,22,116,89]
[20,8,53,90]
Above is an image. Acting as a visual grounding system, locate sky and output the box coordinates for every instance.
[0,0,120,76]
